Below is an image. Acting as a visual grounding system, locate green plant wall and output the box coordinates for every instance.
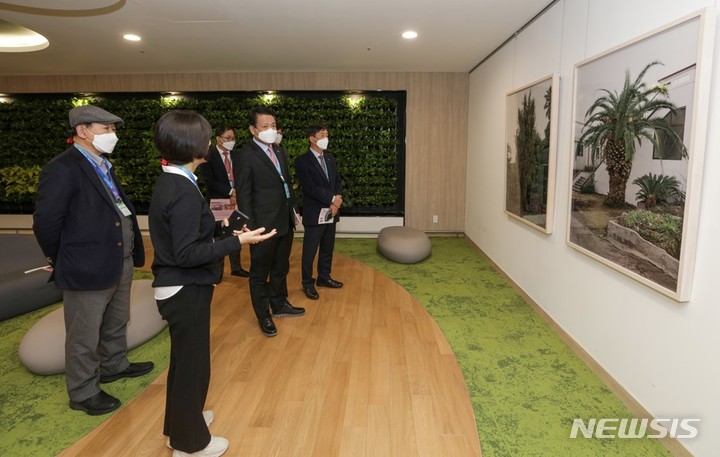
[0,91,405,215]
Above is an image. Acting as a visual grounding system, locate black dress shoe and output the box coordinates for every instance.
[303,285,319,300]
[100,361,154,383]
[69,390,121,416]
[273,301,306,317]
[231,268,250,277]
[259,316,277,337]
[316,278,343,288]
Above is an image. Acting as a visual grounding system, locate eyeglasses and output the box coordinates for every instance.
[219,135,235,141]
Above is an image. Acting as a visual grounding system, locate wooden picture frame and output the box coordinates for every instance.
[567,9,715,301]
[505,74,559,233]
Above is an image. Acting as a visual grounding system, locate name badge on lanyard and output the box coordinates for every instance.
[116,201,132,217]
[78,147,132,218]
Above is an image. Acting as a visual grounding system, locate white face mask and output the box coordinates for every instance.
[222,140,235,150]
[274,133,283,145]
[92,132,119,154]
[316,137,329,150]
[256,128,277,144]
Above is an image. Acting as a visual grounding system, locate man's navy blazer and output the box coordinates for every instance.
[294,149,342,226]
[33,146,145,290]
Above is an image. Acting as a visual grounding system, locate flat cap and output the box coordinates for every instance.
[69,105,124,128]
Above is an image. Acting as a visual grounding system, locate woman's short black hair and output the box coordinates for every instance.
[154,110,211,165]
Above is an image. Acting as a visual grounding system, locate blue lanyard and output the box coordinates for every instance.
[280,175,290,199]
[269,152,291,199]
[171,165,200,189]
[265,148,282,176]
[262,145,290,199]
[76,147,122,202]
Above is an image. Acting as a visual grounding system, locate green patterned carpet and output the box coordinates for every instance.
[333,238,670,457]
[0,238,671,456]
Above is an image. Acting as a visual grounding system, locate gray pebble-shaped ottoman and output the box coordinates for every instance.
[18,279,167,375]
[377,226,431,264]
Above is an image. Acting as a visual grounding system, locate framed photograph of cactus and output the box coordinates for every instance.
[504,74,559,234]
[567,9,715,301]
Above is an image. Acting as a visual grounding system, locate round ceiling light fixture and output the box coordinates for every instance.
[123,34,141,41]
[401,31,418,39]
[0,19,49,52]
[0,1,124,16]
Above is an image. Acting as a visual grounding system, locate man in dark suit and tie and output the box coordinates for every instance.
[235,107,305,337]
[33,105,153,416]
[197,125,249,277]
[294,124,344,300]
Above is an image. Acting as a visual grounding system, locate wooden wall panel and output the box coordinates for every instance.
[0,71,468,232]
[405,73,468,231]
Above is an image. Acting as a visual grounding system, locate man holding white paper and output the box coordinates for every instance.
[294,124,344,301]
[197,126,249,277]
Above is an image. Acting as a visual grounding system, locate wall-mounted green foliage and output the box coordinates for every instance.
[0,165,41,201]
[0,91,405,215]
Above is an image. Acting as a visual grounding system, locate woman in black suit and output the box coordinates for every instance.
[149,110,275,457]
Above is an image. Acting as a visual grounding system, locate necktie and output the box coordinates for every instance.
[267,146,279,169]
[101,158,111,176]
[319,155,328,178]
[222,151,232,174]
[223,152,234,186]
[268,146,290,199]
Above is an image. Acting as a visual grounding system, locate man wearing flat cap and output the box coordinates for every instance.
[33,105,154,416]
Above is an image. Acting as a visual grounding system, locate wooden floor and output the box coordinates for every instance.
[59,239,481,457]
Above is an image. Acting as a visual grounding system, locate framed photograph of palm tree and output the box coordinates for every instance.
[505,74,559,233]
[568,9,715,301]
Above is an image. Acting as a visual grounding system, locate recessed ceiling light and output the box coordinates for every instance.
[0,19,49,52]
[402,31,418,39]
[123,34,141,42]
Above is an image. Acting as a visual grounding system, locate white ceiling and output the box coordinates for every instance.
[0,0,551,76]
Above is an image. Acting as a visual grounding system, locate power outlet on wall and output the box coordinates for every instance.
[432,215,438,223]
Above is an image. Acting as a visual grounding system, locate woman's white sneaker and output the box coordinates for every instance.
[171,436,228,457]
[166,411,216,449]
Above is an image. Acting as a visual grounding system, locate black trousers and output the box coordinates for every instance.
[301,222,337,287]
[158,284,213,453]
[248,230,293,318]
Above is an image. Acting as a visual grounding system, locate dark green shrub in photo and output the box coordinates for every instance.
[617,209,683,259]
[632,172,682,209]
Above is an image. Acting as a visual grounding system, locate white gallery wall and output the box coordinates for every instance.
[465,0,720,456]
